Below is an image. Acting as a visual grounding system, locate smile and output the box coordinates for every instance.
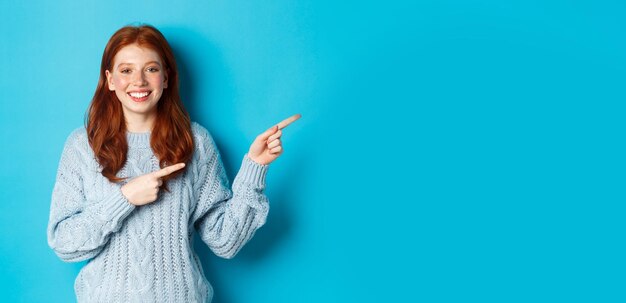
[127,91,151,102]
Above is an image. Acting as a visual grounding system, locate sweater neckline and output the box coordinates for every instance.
[126,131,151,148]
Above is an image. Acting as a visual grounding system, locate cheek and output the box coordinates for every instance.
[150,76,166,88]
[113,77,128,88]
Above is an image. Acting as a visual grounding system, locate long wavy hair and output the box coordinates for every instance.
[86,24,193,192]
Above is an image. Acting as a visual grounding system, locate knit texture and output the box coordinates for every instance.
[47,122,270,303]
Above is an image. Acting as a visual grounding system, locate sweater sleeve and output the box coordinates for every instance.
[190,127,270,259]
[47,130,136,262]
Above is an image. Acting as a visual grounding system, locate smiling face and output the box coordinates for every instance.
[105,43,168,125]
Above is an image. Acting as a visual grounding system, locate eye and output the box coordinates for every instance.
[147,67,160,72]
[120,69,131,74]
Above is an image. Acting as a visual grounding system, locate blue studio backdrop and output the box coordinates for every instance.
[1,0,624,302]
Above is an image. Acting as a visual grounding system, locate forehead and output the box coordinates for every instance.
[113,44,162,66]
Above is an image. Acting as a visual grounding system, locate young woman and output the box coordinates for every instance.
[47,24,300,302]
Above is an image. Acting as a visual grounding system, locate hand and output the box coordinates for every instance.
[248,114,301,165]
[120,163,186,206]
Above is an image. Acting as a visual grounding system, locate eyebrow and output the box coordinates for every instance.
[117,61,162,68]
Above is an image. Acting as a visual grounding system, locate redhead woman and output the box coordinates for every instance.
[47,24,300,302]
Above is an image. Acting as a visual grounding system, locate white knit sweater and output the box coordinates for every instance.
[47,122,270,302]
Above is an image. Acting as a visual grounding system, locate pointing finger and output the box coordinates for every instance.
[153,163,186,178]
[276,114,302,130]
[257,114,301,141]
[257,124,280,141]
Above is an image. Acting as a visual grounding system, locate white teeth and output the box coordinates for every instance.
[129,92,149,98]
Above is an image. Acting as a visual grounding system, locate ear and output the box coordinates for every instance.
[105,70,115,91]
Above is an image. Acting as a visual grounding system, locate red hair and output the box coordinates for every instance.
[86,24,193,192]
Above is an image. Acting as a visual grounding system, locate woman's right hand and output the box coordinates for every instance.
[121,163,186,206]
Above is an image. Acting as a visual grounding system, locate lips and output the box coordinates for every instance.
[127,91,151,102]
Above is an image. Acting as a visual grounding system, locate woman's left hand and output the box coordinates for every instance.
[248,114,301,165]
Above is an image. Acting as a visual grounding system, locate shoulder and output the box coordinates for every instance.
[58,126,93,163]
[57,126,93,169]
[190,121,219,157]
[67,125,87,142]
[61,126,89,153]
[191,121,210,140]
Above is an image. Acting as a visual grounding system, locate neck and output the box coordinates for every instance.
[124,112,156,133]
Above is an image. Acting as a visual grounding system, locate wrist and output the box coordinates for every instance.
[247,153,267,165]
[120,184,136,206]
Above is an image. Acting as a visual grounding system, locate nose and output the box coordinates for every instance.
[132,71,147,86]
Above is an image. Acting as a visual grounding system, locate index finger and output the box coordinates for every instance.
[153,163,186,178]
[276,114,302,130]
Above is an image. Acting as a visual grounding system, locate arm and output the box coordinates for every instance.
[47,131,135,262]
[191,130,270,259]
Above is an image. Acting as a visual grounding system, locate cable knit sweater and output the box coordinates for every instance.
[47,122,270,303]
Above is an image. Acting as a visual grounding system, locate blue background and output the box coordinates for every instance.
[1,0,624,302]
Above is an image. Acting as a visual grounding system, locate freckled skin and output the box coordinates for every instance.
[105,43,168,124]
